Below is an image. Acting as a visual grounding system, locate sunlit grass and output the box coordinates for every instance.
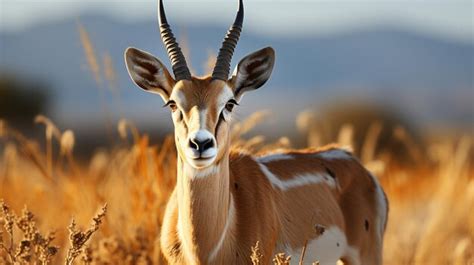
[0,23,472,265]
[0,112,472,264]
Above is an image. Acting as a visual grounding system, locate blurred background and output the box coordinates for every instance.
[0,1,473,263]
[0,0,472,154]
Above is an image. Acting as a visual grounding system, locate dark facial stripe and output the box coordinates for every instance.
[214,112,225,143]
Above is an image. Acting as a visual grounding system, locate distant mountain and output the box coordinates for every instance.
[0,14,472,132]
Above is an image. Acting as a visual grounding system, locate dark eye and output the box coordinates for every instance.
[225,99,238,112]
[165,100,177,112]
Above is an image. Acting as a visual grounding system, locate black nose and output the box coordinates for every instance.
[189,137,214,153]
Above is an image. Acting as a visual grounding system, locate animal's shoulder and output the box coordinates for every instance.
[229,145,370,191]
[228,149,274,190]
[256,145,356,165]
[228,149,261,175]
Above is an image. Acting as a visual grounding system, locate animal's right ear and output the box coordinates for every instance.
[124,47,175,101]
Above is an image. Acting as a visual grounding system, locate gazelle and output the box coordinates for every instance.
[124,0,388,264]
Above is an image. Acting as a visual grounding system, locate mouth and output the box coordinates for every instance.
[187,154,216,168]
[187,149,217,161]
[190,155,215,164]
[193,154,214,160]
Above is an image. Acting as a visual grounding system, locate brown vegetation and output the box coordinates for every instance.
[0,23,472,265]
[0,112,472,264]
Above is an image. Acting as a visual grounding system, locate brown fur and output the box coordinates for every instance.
[161,146,388,264]
[124,48,387,264]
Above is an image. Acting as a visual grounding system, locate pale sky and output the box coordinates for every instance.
[0,0,472,42]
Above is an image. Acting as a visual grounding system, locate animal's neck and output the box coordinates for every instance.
[176,153,234,263]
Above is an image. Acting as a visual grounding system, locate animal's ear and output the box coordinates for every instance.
[230,47,275,101]
[124,47,175,101]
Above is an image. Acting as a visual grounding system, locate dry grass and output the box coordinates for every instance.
[0,23,472,265]
[0,112,472,264]
[77,23,102,87]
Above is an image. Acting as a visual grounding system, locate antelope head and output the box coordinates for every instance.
[125,0,275,169]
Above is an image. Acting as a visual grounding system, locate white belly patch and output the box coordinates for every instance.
[280,226,349,265]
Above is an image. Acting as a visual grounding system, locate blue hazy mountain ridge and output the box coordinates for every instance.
[0,14,472,130]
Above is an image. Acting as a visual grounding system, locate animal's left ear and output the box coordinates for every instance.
[230,47,275,101]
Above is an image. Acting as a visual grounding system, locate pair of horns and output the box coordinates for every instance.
[158,0,243,81]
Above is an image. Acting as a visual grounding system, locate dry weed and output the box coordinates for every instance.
[0,112,472,264]
[0,200,59,264]
[65,204,107,265]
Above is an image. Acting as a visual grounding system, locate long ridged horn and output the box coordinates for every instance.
[211,0,244,81]
[158,0,191,80]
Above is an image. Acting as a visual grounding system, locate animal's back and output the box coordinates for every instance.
[230,146,388,265]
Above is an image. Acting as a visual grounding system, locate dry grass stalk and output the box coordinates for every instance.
[393,125,422,162]
[0,200,15,261]
[35,115,62,178]
[337,123,354,149]
[231,110,271,141]
[117,119,140,144]
[179,31,194,75]
[60,129,80,177]
[296,110,314,133]
[250,241,263,265]
[298,240,308,265]
[34,115,62,141]
[78,22,102,86]
[0,119,6,138]
[103,52,117,91]
[0,200,59,264]
[60,130,75,156]
[296,110,321,147]
[65,204,107,265]
[204,49,217,74]
[258,137,292,155]
[361,121,382,163]
[0,114,473,264]
[1,122,51,181]
[273,253,291,265]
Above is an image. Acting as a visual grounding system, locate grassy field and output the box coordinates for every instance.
[0,24,473,265]
[0,111,472,264]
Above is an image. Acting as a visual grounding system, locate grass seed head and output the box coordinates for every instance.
[78,22,102,86]
[34,115,61,140]
[273,253,291,265]
[60,130,75,155]
[118,119,129,140]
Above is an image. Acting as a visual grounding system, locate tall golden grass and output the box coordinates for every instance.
[1,24,472,265]
[0,112,472,264]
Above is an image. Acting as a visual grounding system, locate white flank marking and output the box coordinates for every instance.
[344,246,361,265]
[208,195,235,262]
[283,226,348,265]
[257,153,294,163]
[259,163,336,191]
[317,149,352,160]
